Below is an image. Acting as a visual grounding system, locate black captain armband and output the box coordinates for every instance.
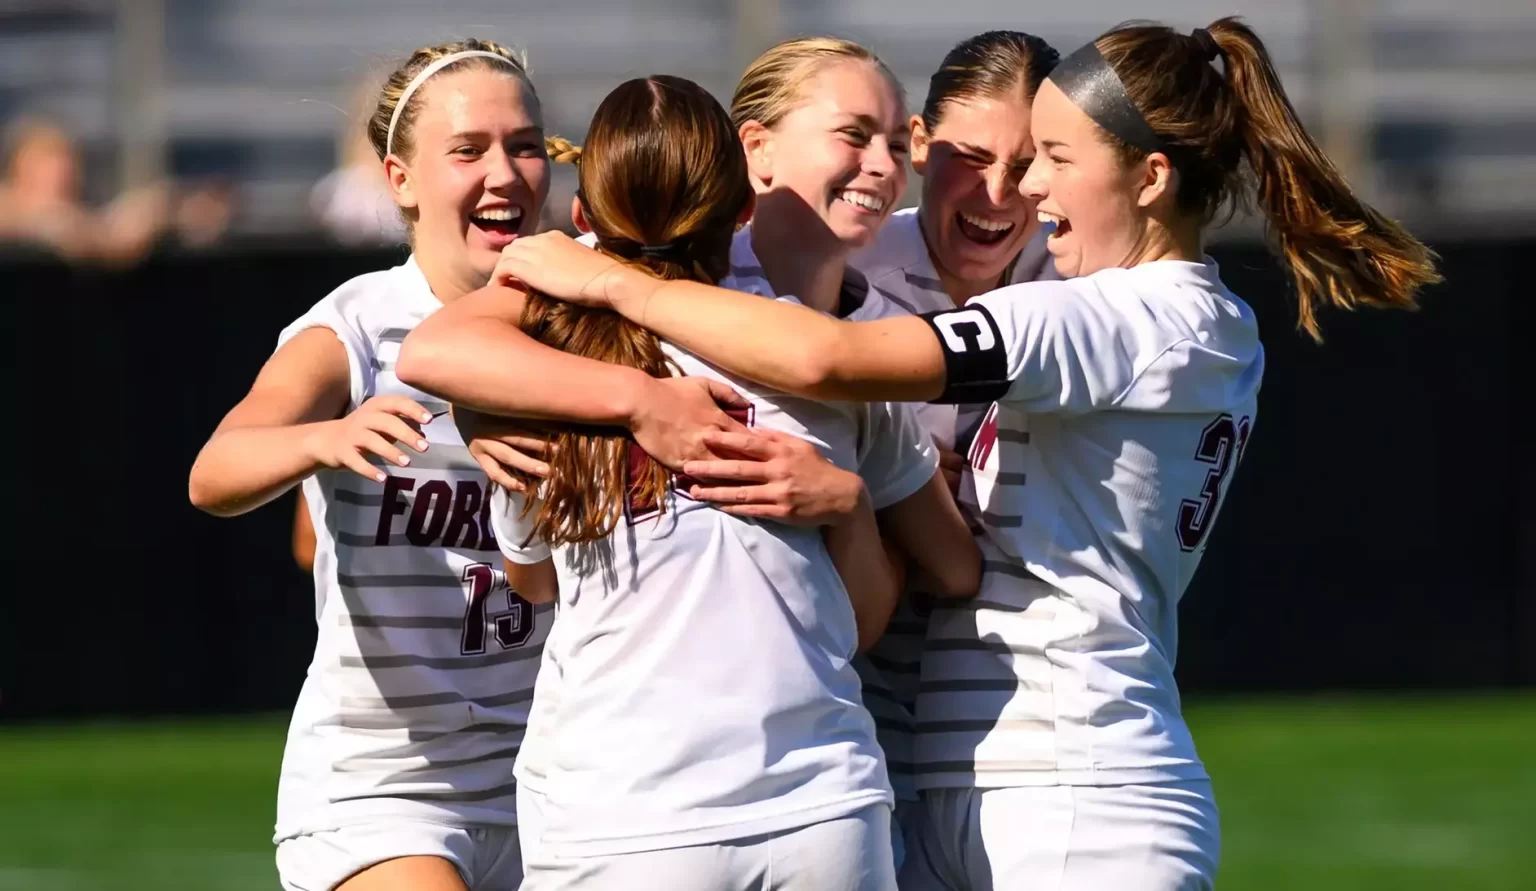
[919,305,1012,404]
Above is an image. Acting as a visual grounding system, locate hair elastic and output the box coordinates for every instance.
[1190,28,1223,62]
[386,50,520,156]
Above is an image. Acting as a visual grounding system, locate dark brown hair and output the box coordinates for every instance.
[511,76,753,546]
[1092,17,1440,340]
[920,31,1059,131]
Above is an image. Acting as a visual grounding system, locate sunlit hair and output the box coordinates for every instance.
[1091,18,1439,340]
[509,76,753,546]
[920,31,1059,131]
[731,36,902,131]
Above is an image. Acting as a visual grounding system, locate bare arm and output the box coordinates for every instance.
[397,282,751,469]
[188,329,430,517]
[496,231,950,403]
[823,486,901,653]
[876,470,981,599]
[504,557,558,605]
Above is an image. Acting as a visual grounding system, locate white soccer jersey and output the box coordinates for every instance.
[845,208,1058,801]
[273,257,550,843]
[913,258,1263,789]
[492,231,938,859]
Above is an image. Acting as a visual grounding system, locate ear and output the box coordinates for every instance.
[570,194,591,233]
[1136,152,1177,209]
[736,191,757,227]
[738,120,774,190]
[383,153,417,210]
[909,115,932,177]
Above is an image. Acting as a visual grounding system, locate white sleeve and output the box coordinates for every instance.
[275,292,376,410]
[918,280,1181,414]
[488,485,552,564]
[856,400,940,510]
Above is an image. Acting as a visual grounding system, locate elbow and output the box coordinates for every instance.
[932,546,983,599]
[393,332,445,395]
[187,472,237,518]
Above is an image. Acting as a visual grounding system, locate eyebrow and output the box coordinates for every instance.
[953,142,995,161]
[1041,139,1069,150]
[837,113,888,132]
[446,125,544,141]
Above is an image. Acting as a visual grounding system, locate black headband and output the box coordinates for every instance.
[602,237,693,265]
[1047,41,1165,155]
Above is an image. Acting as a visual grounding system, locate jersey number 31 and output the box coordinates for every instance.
[1177,413,1252,553]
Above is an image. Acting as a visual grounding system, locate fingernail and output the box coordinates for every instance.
[535,464,550,475]
[375,472,387,482]
[397,456,410,466]
[417,440,429,450]
[421,413,433,422]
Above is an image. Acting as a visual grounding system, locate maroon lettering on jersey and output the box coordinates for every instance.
[405,480,453,546]
[375,475,417,545]
[968,403,1001,470]
[442,480,484,550]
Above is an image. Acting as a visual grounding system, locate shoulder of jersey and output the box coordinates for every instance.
[309,260,415,318]
[848,208,925,284]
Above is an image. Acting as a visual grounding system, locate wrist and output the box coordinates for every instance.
[608,266,663,322]
[613,368,662,429]
[828,473,872,528]
[298,419,337,468]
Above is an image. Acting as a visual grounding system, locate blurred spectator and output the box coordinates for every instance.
[310,102,407,246]
[0,116,233,264]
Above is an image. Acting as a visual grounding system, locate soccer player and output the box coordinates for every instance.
[187,40,739,891]
[491,18,1440,891]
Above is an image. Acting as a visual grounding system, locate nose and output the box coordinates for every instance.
[863,137,901,180]
[984,164,1012,207]
[483,145,520,192]
[1021,156,1048,203]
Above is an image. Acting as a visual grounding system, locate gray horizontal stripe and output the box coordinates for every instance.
[870,283,923,316]
[338,573,463,589]
[931,598,1038,616]
[340,646,543,671]
[365,445,478,472]
[999,429,1031,445]
[334,488,383,506]
[981,560,1045,584]
[372,357,396,372]
[886,760,918,774]
[979,510,1024,529]
[395,780,521,804]
[340,687,535,711]
[330,718,529,737]
[862,653,921,675]
[730,264,765,279]
[923,638,1043,655]
[917,718,1055,734]
[343,615,464,630]
[861,685,915,707]
[904,271,944,292]
[917,759,1059,774]
[919,679,1021,693]
[379,327,413,343]
[335,529,497,550]
[995,471,1028,486]
[874,717,915,735]
[337,744,522,773]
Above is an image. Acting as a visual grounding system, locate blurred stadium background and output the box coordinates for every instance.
[2,1,1533,889]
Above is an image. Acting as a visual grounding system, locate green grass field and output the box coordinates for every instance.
[1,694,1532,890]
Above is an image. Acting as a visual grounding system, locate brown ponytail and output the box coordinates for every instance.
[1096,17,1440,341]
[507,75,753,547]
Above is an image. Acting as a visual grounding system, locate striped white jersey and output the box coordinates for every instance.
[845,207,1058,800]
[492,231,938,858]
[913,259,1263,789]
[273,256,550,842]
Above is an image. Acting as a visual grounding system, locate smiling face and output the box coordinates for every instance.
[386,67,550,297]
[912,92,1040,291]
[1022,78,1153,278]
[742,59,908,251]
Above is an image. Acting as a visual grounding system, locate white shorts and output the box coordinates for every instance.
[276,819,522,890]
[898,781,1219,891]
[518,801,897,891]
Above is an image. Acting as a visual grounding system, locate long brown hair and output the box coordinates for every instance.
[510,76,752,546]
[1092,18,1439,341]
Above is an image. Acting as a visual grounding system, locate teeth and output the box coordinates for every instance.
[959,212,1014,233]
[473,208,523,222]
[1038,211,1066,226]
[839,191,886,212]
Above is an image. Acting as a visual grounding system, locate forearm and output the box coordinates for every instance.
[877,471,981,598]
[398,287,652,425]
[610,275,946,403]
[824,487,900,652]
[189,422,333,517]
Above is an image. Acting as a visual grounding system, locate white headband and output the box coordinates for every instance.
[385,50,522,156]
